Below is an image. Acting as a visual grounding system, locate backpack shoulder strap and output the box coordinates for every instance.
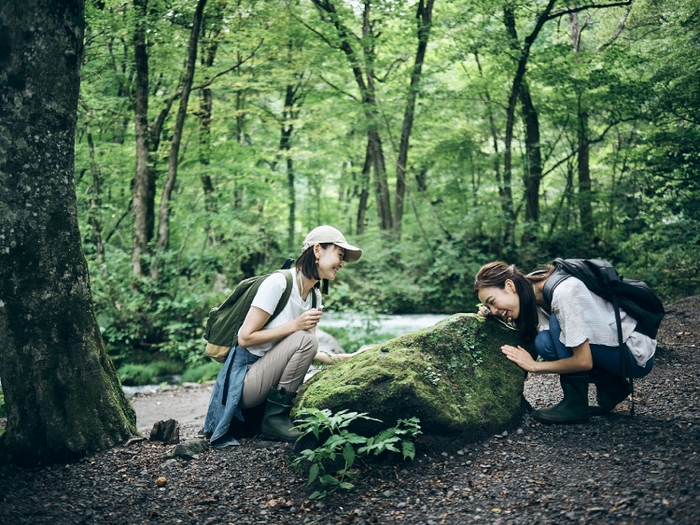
[269,270,294,322]
[541,266,570,307]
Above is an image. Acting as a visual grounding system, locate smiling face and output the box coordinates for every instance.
[315,244,345,281]
[477,279,521,323]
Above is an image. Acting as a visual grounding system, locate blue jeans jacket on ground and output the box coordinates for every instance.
[534,313,654,378]
[203,345,260,447]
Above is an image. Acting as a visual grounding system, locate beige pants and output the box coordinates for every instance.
[239,330,318,409]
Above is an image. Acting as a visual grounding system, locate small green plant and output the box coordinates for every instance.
[293,408,421,500]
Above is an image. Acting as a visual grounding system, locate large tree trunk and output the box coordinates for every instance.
[153,0,208,277]
[393,0,435,238]
[0,0,137,467]
[132,0,153,277]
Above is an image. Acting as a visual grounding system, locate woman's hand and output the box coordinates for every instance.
[478,305,490,318]
[501,344,537,372]
[295,308,323,331]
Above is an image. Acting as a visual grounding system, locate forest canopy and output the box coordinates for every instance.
[75,0,699,370]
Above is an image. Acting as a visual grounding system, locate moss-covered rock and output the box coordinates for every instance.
[293,314,528,444]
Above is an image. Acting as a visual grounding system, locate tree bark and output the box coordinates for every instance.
[519,82,543,226]
[153,0,208,277]
[393,0,435,238]
[132,0,154,277]
[0,0,137,467]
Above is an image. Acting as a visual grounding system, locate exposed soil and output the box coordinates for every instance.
[1,296,699,524]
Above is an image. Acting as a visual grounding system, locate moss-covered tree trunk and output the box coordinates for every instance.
[0,0,138,467]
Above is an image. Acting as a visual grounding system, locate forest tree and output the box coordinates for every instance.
[0,0,138,466]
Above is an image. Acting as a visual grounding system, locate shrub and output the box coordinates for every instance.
[117,364,156,386]
[180,361,222,384]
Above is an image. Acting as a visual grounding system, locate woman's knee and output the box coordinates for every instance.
[289,330,318,356]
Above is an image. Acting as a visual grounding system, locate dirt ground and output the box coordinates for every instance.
[1,296,699,524]
[129,383,213,437]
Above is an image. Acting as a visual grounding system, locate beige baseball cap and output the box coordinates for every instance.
[301,225,362,263]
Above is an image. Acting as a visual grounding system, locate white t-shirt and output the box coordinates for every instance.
[536,277,656,367]
[238,268,322,357]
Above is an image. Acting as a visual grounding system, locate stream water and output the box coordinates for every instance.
[318,312,450,337]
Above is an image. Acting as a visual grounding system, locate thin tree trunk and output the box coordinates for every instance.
[131,0,152,277]
[502,1,556,246]
[519,81,543,226]
[0,0,137,467]
[84,116,105,262]
[153,0,208,278]
[569,12,594,237]
[198,1,227,245]
[312,0,392,231]
[577,106,594,233]
[356,140,371,235]
[280,83,298,252]
[475,51,512,244]
[393,0,435,237]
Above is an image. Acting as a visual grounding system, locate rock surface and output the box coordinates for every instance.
[295,314,528,442]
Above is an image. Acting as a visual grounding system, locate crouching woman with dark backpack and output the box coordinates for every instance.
[474,261,656,424]
[203,226,362,447]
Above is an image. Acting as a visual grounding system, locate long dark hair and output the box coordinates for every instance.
[474,261,540,343]
[295,243,332,295]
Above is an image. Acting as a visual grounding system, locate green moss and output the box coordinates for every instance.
[294,314,527,442]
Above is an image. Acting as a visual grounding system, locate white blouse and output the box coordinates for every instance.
[536,277,656,367]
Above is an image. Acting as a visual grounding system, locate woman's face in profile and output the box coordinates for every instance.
[478,279,520,323]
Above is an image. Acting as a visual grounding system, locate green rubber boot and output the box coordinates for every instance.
[260,388,301,442]
[533,371,591,424]
[589,368,630,416]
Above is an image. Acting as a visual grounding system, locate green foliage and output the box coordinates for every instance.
[72,0,699,374]
[117,364,156,386]
[88,248,221,367]
[0,391,5,419]
[293,408,421,500]
[180,362,222,384]
[117,360,183,386]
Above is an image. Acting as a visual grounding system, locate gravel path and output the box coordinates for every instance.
[1,296,699,524]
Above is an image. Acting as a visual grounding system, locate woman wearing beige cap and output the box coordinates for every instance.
[203,226,362,445]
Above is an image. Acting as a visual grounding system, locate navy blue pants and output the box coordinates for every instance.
[534,313,653,378]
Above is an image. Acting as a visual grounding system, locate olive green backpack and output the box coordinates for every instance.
[203,266,316,362]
